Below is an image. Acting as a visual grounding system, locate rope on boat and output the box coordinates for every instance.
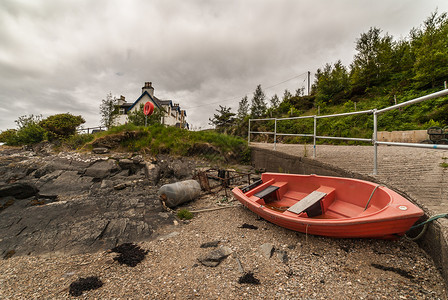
[364,185,382,211]
[405,213,448,241]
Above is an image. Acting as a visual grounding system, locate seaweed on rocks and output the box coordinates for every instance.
[111,243,149,267]
[238,271,261,285]
[69,276,103,297]
[238,223,258,230]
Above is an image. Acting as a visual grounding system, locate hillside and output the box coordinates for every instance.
[213,11,448,143]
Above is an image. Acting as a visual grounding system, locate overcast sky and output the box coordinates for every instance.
[1,0,447,131]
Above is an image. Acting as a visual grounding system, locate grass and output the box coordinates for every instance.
[88,123,251,164]
[177,209,194,220]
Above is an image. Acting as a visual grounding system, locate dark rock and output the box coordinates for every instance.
[84,160,119,179]
[200,240,220,248]
[100,179,113,189]
[92,147,109,154]
[118,158,134,169]
[36,170,64,184]
[197,246,233,267]
[37,171,93,196]
[118,159,142,175]
[0,182,39,199]
[37,193,58,200]
[276,250,289,264]
[0,196,15,212]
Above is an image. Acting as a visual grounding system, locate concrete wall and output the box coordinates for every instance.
[377,130,428,143]
[250,146,377,182]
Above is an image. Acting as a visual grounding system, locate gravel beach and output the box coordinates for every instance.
[1,188,446,299]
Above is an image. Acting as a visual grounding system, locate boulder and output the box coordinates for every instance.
[197,246,233,267]
[85,160,119,179]
[38,171,93,196]
[260,243,274,258]
[0,182,39,199]
[92,148,109,154]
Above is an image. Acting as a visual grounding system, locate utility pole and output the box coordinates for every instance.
[307,71,311,96]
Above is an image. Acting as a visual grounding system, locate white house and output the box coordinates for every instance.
[115,82,188,129]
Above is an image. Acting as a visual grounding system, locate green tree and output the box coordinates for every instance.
[250,84,267,118]
[14,115,46,145]
[314,60,350,104]
[282,89,292,102]
[100,93,118,129]
[350,27,394,92]
[209,105,235,133]
[39,113,85,139]
[270,94,280,109]
[127,104,163,126]
[411,11,448,88]
[237,96,249,120]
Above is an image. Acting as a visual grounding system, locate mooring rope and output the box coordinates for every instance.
[405,213,448,241]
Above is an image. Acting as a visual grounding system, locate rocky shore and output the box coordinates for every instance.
[0,145,446,298]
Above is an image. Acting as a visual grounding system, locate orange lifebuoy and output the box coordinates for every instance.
[143,101,154,116]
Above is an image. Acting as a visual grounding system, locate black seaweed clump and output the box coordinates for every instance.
[69,276,103,297]
[111,243,149,267]
[238,223,258,230]
[238,271,261,285]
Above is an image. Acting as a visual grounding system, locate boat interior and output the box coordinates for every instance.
[242,174,391,219]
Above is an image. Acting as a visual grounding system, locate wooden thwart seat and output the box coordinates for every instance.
[287,191,327,216]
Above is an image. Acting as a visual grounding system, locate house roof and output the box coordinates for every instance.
[127,91,162,112]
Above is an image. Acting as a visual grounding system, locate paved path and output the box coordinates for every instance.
[251,143,448,215]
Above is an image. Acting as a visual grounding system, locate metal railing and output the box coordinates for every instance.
[78,126,105,134]
[248,88,448,175]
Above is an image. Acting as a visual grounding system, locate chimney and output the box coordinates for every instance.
[142,82,154,98]
[117,95,126,105]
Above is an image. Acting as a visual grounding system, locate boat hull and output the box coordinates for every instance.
[232,173,424,239]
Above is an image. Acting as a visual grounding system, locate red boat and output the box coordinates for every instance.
[232,173,424,239]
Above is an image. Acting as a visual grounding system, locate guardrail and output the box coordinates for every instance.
[78,126,105,134]
[249,88,448,175]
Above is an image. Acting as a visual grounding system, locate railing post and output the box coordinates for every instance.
[373,109,378,175]
[274,119,277,150]
[313,116,317,158]
[248,119,251,144]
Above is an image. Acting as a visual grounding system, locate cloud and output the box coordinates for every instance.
[0,0,447,131]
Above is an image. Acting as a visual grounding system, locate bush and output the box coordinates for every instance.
[64,134,94,149]
[0,129,18,145]
[16,123,46,145]
[39,113,85,139]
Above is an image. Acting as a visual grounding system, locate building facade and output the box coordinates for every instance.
[115,82,188,129]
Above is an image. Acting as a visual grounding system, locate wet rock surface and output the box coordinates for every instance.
[0,147,205,257]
